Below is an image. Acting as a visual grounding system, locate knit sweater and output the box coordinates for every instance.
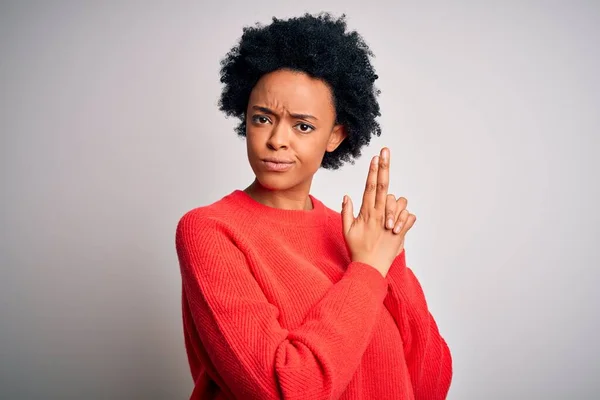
[176,190,452,400]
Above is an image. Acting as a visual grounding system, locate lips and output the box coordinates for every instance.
[263,157,294,164]
[261,158,295,172]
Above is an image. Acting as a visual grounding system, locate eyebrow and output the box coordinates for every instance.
[252,106,318,121]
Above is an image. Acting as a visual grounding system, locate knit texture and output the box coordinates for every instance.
[176,190,452,399]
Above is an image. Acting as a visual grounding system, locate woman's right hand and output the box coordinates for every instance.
[341,147,406,277]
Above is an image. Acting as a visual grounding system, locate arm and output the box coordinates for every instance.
[176,213,389,400]
[384,250,453,400]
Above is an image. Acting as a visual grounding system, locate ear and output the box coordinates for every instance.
[326,124,347,152]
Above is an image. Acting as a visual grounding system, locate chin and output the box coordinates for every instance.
[254,174,294,191]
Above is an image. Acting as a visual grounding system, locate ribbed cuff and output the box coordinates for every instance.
[346,261,389,301]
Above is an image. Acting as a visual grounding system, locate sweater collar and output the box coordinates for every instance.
[226,190,328,227]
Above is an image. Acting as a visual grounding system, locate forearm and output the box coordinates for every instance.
[384,250,453,399]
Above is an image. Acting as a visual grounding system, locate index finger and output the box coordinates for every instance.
[375,147,390,210]
[360,155,379,215]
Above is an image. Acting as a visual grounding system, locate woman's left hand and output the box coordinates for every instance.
[384,195,416,255]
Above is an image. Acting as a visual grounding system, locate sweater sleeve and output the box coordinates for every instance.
[176,213,389,400]
[383,250,453,400]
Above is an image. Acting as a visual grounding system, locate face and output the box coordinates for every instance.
[245,69,346,193]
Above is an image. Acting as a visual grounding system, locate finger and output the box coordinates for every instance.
[392,197,407,227]
[393,209,409,234]
[360,155,379,216]
[341,195,355,235]
[375,148,390,211]
[396,196,408,213]
[385,194,397,229]
[398,213,416,236]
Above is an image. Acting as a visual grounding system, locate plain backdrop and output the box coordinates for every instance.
[1,1,599,399]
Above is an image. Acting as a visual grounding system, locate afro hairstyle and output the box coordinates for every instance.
[218,13,382,170]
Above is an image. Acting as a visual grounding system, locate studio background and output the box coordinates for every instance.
[1,1,598,399]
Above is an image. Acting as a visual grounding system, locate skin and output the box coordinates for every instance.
[244,69,345,210]
[342,149,417,274]
[243,69,416,275]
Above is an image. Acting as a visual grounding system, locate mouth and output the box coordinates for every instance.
[261,158,295,172]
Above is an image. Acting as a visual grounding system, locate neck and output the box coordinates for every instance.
[244,179,313,211]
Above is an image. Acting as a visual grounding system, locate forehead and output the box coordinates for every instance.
[249,70,335,114]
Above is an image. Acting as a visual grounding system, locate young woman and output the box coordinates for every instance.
[176,13,452,400]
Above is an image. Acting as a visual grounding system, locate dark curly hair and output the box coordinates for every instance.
[218,13,381,170]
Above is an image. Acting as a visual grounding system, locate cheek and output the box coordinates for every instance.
[297,137,328,167]
[245,130,262,155]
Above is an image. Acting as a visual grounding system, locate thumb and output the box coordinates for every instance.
[341,195,354,235]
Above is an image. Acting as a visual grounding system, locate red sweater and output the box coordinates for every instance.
[176,190,452,399]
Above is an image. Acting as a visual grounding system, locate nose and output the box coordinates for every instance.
[266,121,290,150]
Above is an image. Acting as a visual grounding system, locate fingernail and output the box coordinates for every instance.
[372,156,379,164]
[343,195,347,205]
[394,223,402,233]
[387,219,394,229]
[382,148,389,159]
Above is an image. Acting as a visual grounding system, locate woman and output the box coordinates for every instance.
[176,13,452,400]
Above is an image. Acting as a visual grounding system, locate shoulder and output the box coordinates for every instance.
[175,193,241,244]
[321,202,343,228]
[315,200,347,242]
[176,206,217,237]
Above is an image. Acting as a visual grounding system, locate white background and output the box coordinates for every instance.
[1,1,598,398]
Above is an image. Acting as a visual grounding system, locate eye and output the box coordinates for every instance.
[252,115,271,125]
[295,123,315,133]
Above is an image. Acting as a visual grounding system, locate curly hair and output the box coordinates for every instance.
[218,13,381,170]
